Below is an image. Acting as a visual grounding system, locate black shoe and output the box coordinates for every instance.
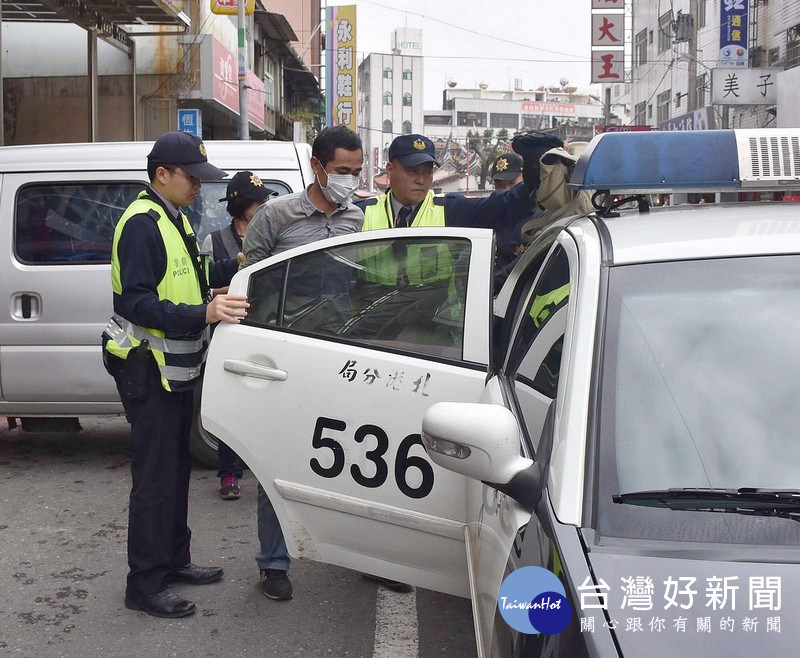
[362,573,413,592]
[260,569,293,601]
[125,588,196,618]
[168,563,224,585]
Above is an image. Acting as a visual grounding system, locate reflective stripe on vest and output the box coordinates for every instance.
[105,194,207,391]
[361,190,449,284]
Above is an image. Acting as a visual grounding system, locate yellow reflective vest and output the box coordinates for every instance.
[105,194,207,392]
[360,190,450,284]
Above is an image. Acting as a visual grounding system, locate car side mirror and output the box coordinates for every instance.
[421,402,533,485]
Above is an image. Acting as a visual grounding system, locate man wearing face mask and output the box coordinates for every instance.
[239,125,363,602]
[240,125,363,269]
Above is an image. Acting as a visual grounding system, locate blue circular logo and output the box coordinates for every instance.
[497,566,572,635]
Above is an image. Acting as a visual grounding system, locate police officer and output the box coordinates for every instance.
[490,152,524,191]
[102,131,248,619]
[355,132,560,232]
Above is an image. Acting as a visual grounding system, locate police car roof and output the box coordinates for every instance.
[598,202,800,265]
[0,139,308,174]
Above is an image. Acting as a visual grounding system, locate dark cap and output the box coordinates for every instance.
[219,171,276,204]
[490,153,524,181]
[388,134,438,167]
[147,131,227,181]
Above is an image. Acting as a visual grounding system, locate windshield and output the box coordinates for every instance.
[596,255,800,544]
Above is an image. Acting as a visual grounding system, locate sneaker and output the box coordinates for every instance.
[219,474,240,500]
[260,569,292,601]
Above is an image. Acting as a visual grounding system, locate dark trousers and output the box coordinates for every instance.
[107,351,194,596]
[216,439,244,479]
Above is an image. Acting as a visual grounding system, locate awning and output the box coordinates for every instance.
[1,0,190,50]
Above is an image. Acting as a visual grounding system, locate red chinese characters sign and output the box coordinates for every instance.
[211,38,264,130]
[591,51,624,83]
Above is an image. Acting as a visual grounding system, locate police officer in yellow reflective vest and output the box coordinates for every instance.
[102,131,249,619]
[354,133,561,285]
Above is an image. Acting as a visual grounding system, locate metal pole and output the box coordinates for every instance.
[131,40,138,141]
[687,0,699,113]
[604,87,612,125]
[88,30,98,142]
[237,0,249,140]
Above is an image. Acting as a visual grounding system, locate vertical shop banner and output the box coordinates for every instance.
[325,5,357,131]
[719,0,749,67]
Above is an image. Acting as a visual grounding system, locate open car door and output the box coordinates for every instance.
[202,228,494,597]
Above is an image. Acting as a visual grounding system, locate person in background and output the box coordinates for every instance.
[201,171,275,500]
[240,125,364,602]
[490,152,524,191]
[102,131,248,619]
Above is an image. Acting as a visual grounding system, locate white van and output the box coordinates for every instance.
[0,139,313,463]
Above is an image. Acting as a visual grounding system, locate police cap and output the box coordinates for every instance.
[388,134,439,167]
[490,152,524,181]
[219,171,276,204]
[148,131,227,181]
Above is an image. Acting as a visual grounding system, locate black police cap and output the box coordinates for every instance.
[147,131,227,181]
[388,134,439,167]
[490,152,524,181]
[219,171,276,204]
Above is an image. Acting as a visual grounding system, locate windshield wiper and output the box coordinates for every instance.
[613,488,800,520]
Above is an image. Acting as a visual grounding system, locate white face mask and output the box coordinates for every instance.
[318,170,359,205]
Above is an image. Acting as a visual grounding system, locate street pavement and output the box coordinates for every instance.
[0,416,476,658]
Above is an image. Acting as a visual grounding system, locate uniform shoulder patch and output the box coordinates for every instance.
[432,195,447,206]
[357,197,379,207]
[145,209,161,222]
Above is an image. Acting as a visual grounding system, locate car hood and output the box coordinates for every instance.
[584,550,795,657]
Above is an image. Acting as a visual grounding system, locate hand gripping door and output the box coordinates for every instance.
[202,228,494,597]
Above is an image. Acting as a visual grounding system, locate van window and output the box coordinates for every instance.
[15,182,145,264]
[187,180,292,244]
[15,179,291,265]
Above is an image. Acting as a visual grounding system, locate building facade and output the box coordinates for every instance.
[357,28,425,191]
[1,1,321,145]
[627,0,800,131]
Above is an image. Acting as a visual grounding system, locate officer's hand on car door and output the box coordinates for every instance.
[207,294,249,324]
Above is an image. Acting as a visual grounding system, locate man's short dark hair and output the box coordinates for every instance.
[312,126,363,166]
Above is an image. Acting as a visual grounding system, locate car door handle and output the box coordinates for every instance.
[223,359,288,381]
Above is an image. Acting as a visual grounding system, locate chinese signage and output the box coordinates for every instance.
[712,68,780,105]
[719,0,749,67]
[178,109,202,137]
[591,2,624,84]
[210,0,254,15]
[199,37,265,131]
[325,5,357,132]
[578,575,783,636]
[659,106,717,131]
[522,102,577,115]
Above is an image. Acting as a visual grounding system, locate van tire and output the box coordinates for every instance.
[190,386,219,468]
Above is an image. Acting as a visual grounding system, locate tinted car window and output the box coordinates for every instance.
[245,237,471,361]
[506,246,570,450]
[15,182,145,264]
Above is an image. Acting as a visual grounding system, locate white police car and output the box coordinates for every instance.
[203,129,800,658]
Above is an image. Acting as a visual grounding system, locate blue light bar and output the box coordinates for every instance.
[569,129,800,194]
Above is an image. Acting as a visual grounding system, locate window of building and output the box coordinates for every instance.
[402,69,412,80]
[787,27,800,69]
[698,0,706,29]
[769,47,781,66]
[264,58,276,109]
[383,119,393,133]
[634,101,647,126]
[648,104,653,119]
[635,29,648,66]
[490,113,519,129]
[383,91,393,105]
[402,92,412,107]
[383,67,393,79]
[657,90,671,125]
[658,12,673,53]
[457,111,487,127]
[424,115,452,126]
[402,120,412,135]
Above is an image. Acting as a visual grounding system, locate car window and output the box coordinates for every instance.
[245,236,471,361]
[506,246,570,451]
[15,182,145,264]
